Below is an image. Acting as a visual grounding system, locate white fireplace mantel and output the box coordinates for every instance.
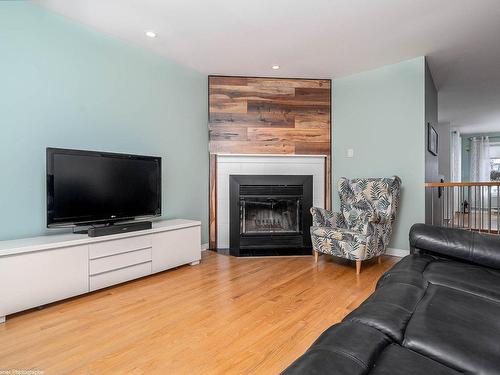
[216,154,326,249]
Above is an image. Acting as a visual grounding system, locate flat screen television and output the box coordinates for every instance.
[47,148,161,227]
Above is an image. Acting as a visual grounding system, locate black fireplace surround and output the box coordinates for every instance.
[229,175,313,256]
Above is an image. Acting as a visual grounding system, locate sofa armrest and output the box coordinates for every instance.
[409,223,500,269]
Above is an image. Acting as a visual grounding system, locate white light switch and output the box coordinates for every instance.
[347,148,354,158]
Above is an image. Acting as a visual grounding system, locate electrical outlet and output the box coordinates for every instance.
[347,148,354,158]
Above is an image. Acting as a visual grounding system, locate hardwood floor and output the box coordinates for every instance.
[0,251,397,375]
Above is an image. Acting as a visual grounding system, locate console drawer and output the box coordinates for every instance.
[89,235,151,259]
[89,248,152,276]
[89,261,151,291]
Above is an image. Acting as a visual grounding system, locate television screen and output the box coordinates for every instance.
[47,148,161,227]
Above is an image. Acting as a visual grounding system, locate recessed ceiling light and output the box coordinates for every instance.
[272,65,280,70]
[145,31,157,38]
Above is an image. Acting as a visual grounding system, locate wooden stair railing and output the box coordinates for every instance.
[425,182,500,234]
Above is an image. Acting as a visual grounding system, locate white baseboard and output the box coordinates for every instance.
[386,247,410,257]
[201,243,209,251]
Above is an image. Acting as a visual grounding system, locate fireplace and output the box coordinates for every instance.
[229,175,313,256]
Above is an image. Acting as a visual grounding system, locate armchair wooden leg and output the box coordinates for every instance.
[378,256,382,264]
[356,260,362,275]
[314,250,319,263]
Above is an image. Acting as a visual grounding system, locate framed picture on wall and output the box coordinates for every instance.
[428,123,438,156]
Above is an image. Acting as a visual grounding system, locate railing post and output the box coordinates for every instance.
[489,186,492,233]
[431,188,434,225]
[442,186,445,227]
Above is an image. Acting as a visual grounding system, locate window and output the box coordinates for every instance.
[490,143,500,196]
[490,142,500,183]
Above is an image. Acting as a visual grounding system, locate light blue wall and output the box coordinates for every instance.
[333,57,426,251]
[0,3,208,241]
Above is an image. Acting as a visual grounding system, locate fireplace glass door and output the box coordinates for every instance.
[230,176,313,256]
[240,197,302,234]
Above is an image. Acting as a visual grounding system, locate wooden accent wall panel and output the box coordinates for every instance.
[208,154,217,250]
[209,76,331,155]
[208,76,332,249]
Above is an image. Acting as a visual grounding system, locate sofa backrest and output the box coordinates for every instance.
[410,223,500,270]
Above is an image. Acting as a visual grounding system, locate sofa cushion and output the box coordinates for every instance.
[283,322,391,374]
[283,348,366,375]
[343,282,425,342]
[423,259,500,302]
[404,284,500,375]
[370,344,461,375]
[376,254,432,290]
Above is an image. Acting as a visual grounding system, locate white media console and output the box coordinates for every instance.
[0,219,201,323]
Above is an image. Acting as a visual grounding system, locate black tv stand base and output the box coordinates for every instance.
[74,221,153,237]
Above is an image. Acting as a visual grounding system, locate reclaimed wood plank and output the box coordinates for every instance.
[247,101,330,116]
[294,87,331,102]
[209,140,295,154]
[209,113,295,128]
[246,78,330,89]
[210,100,247,113]
[294,114,330,129]
[247,128,329,143]
[210,85,295,100]
[209,76,249,86]
[209,126,248,141]
[295,142,331,155]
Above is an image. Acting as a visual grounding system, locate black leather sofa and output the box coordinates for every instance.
[282,224,500,374]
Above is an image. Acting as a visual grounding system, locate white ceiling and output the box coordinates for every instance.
[33,0,500,133]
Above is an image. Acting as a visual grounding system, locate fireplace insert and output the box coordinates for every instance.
[229,175,313,256]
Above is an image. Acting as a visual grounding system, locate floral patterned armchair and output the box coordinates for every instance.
[310,176,401,274]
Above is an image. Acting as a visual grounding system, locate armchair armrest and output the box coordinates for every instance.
[310,207,345,228]
[410,223,500,270]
